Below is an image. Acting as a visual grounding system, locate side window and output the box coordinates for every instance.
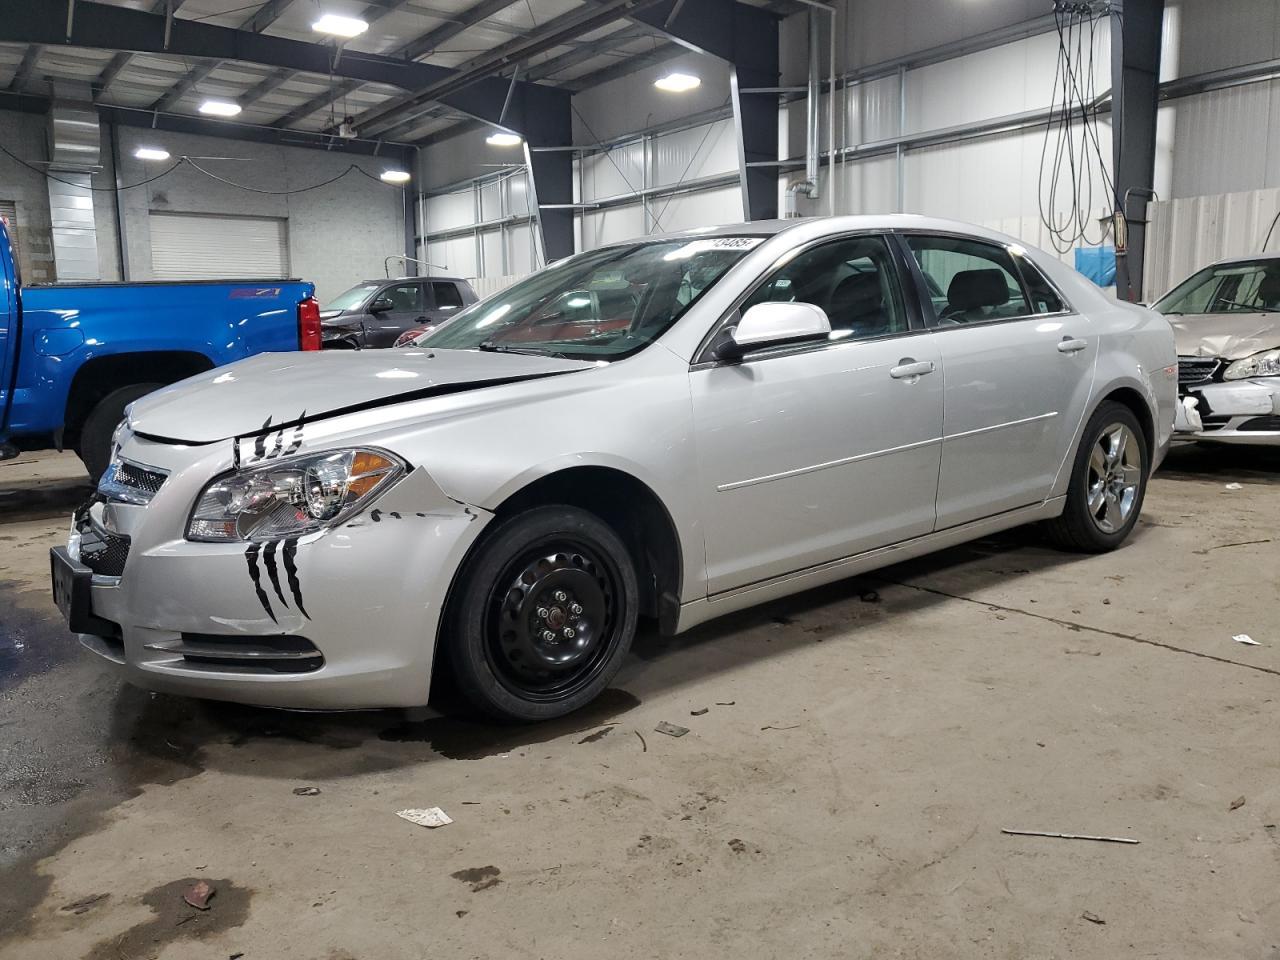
[432,281,464,309]
[379,283,420,312]
[1017,257,1066,314]
[906,235,1032,325]
[741,235,908,341]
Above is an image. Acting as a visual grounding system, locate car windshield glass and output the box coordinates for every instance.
[415,237,763,359]
[1154,261,1280,315]
[326,283,380,312]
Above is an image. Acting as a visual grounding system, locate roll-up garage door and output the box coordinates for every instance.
[149,211,290,280]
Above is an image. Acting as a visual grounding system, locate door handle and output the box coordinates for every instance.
[889,359,936,380]
[1057,337,1088,354]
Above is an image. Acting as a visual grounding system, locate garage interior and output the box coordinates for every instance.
[2,0,1280,957]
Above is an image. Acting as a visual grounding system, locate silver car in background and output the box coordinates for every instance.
[51,216,1177,722]
[1153,253,1280,444]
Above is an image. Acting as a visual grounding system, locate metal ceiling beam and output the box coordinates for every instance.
[522,23,651,82]
[0,0,545,129]
[241,0,296,35]
[151,61,222,112]
[96,0,189,100]
[355,0,664,138]
[561,39,683,91]
[7,44,42,92]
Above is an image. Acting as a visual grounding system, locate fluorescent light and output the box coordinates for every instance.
[312,13,369,37]
[654,72,701,93]
[486,132,522,147]
[198,99,241,117]
[134,147,170,161]
[380,170,411,184]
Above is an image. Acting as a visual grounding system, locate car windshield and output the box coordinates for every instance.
[414,237,763,359]
[1154,260,1280,315]
[327,283,381,312]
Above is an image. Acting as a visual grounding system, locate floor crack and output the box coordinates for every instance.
[877,578,1280,678]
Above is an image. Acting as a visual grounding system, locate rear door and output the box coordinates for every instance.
[0,216,17,429]
[425,281,467,328]
[900,232,1096,528]
[363,281,425,348]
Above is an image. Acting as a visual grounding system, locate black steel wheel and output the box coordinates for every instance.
[444,505,638,721]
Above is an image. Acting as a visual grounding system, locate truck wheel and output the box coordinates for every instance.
[79,383,161,483]
[443,505,639,722]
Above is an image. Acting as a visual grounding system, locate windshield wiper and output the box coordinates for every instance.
[477,340,569,359]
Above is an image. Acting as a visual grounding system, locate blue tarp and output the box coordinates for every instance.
[1075,245,1117,287]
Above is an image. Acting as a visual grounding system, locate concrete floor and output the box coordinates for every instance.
[1,447,1278,959]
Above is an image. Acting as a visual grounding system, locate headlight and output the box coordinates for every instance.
[1224,349,1280,380]
[187,448,403,542]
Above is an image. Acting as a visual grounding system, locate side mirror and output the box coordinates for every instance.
[714,302,832,361]
[369,297,394,314]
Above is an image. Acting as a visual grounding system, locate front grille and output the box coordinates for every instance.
[99,459,168,505]
[1239,415,1280,432]
[74,499,130,577]
[145,634,324,674]
[1178,357,1221,387]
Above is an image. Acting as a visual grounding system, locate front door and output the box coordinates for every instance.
[900,233,1098,528]
[689,234,945,595]
[364,282,425,348]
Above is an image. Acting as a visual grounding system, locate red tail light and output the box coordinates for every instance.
[298,296,322,351]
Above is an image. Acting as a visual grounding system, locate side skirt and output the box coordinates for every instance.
[673,497,1066,634]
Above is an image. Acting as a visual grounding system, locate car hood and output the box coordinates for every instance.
[127,349,596,444]
[1170,312,1280,359]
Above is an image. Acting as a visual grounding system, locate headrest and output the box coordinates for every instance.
[948,269,1010,311]
[1257,271,1280,303]
[831,272,882,308]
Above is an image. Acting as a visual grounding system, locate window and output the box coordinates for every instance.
[740,235,907,341]
[1018,258,1065,314]
[1153,260,1280,316]
[432,281,464,309]
[378,283,420,312]
[906,235,1031,325]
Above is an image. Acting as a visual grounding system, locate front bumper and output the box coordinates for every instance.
[66,431,490,709]
[1175,378,1280,444]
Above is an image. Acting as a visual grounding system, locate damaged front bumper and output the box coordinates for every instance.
[64,430,491,709]
[1175,378,1280,444]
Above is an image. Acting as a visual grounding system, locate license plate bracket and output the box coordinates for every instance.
[50,546,117,636]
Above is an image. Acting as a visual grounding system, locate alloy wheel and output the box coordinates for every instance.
[1086,423,1142,533]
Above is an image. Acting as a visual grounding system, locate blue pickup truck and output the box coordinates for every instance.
[0,219,320,480]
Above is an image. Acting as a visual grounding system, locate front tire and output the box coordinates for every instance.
[1044,400,1149,552]
[443,506,639,722]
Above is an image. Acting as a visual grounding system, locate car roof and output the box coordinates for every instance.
[1208,251,1280,268]
[360,276,470,284]
[604,214,1039,247]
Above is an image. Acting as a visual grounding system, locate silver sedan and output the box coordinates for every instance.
[52,216,1178,721]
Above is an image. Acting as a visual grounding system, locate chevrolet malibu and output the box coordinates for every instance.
[51,217,1177,722]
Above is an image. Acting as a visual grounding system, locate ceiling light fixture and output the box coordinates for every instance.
[654,72,701,93]
[134,147,171,161]
[312,13,369,37]
[486,132,523,147]
[198,99,241,117]
[381,170,411,184]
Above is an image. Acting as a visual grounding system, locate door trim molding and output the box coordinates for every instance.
[717,435,941,492]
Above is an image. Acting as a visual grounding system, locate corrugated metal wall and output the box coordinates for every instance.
[418,168,538,283]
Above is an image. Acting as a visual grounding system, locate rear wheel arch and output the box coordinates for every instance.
[1091,385,1156,468]
[64,350,215,445]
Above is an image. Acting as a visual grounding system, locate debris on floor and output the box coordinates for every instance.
[654,721,689,738]
[182,880,216,911]
[715,700,736,706]
[292,786,321,796]
[634,730,647,752]
[1082,911,1106,925]
[60,893,109,915]
[1224,482,1243,490]
[577,725,614,744]
[690,707,709,716]
[1232,634,1261,646]
[760,724,800,732]
[860,590,880,603]
[1001,829,1139,844]
[396,807,453,828]
[1229,796,1246,811]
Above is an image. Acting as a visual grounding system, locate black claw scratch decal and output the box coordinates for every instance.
[281,538,310,619]
[284,411,305,457]
[262,539,289,610]
[370,509,383,522]
[244,542,277,623]
[254,416,272,460]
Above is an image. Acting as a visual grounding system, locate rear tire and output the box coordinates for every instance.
[1044,400,1149,552]
[78,383,162,483]
[443,505,638,722]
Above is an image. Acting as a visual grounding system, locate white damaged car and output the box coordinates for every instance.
[1154,254,1280,443]
[51,216,1176,721]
